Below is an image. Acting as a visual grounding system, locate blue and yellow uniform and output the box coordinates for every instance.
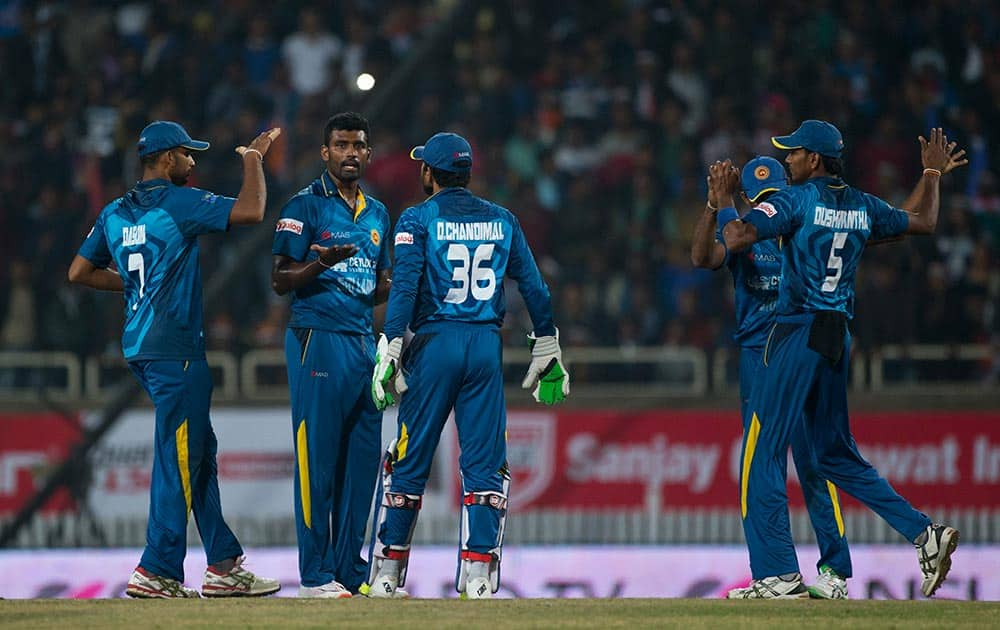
[739,175,930,579]
[373,182,554,578]
[719,157,852,581]
[272,170,391,591]
[77,179,243,582]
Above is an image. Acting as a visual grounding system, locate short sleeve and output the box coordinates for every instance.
[271,196,314,261]
[170,187,235,237]
[742,188,803,241]
[77,210,112,268]
[866,193,909,241]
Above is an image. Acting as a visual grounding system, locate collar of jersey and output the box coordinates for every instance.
[812,175,847,190]
[425,186,467,202]
[135,178,171,191]
[320,170,367,221]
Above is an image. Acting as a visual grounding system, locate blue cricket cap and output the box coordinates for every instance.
[742,156,788,203]
[771,119,844,158]
[137,121,210,157]
[410,132,472,173]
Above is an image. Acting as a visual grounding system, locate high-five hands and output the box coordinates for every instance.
[708,159,741,208]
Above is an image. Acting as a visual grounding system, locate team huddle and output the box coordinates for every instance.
[69,112,963,600]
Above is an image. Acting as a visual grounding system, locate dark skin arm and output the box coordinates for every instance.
[270,243,359,296]
[690,160,738,269]
[67,255,124,291]
[901,128,966,235]
[230,128,282,225]
[374,269,392,305]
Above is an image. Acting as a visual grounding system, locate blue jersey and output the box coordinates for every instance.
[717,226,781,350]
[742,177,909,318]
[77,179,234,360]
[271,171,392,335]
[383,187,554,339]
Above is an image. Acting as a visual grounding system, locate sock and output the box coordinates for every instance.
[210,557,237,573]
[778,572,800,582]
[914,530,929,546]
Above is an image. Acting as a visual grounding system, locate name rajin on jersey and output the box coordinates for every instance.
[122,225,147,247]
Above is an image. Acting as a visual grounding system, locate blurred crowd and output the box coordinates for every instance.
[1,1,998,382]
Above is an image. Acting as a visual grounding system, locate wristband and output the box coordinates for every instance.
[923,168,942,177]
[706,200,718,212]
[716,206,739,232]
[243,148,263,161]
[316,258,334,269]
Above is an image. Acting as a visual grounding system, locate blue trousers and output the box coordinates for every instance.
[739,347,852,578]
[285,328,382,590]
[129,359,243,582]
[376,324,507,556]
[742,314,930,578]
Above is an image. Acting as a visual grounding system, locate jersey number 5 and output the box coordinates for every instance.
[445,243,496,303]
[822,232,848,292]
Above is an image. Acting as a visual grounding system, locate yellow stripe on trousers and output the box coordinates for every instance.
[827,480,845,536]
[176,419,192,519]
[297,419,311,528]
[740,413,761,519]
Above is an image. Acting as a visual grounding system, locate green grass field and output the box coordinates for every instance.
[2,598,998,629]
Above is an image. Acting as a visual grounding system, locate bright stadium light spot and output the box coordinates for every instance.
[356,73,375,91]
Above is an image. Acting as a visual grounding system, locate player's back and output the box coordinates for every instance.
[775,178,883,318]
[88,180,233,360]
[395,187,520,332]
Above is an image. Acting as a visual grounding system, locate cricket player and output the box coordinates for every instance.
[366,132,569,599]
[271,112,392,599]
[691,156,852,599]
[719,121,966,598]
[68,121,281,598]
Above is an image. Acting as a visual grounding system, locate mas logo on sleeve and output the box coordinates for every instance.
[754,202,778,218]
[395,232,414,245]
[370,229,380,245]
[275,218,304,234]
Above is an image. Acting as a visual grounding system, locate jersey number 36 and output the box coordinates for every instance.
[445,243,496,303]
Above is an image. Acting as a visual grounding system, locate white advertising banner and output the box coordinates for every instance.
[0,546,996,600]
[85,407,403,521]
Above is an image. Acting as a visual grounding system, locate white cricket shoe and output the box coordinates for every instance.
[726,574,810,599]
[298,580,353,599]
[464,577,492,600]
[359,581,410,599]
[807,565,848,599]
[126,567,200,599]
[367,574,400,599]
[201,556,280,597]
[916,523,959,597]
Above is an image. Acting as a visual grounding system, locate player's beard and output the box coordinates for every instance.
[423,181,434,195]
[170,172,189,186]
[333,160,363,182]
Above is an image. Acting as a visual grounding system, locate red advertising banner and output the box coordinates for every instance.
[0,413,81,515]
[505,410,1000,510]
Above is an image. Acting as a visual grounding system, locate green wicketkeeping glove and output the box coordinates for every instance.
[521,330,570,405]
[372,334,407,411]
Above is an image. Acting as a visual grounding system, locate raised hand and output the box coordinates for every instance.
[236,127,282,158]
[708,159,740,207]
[919,127,966,174]
[941,135,969,175]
